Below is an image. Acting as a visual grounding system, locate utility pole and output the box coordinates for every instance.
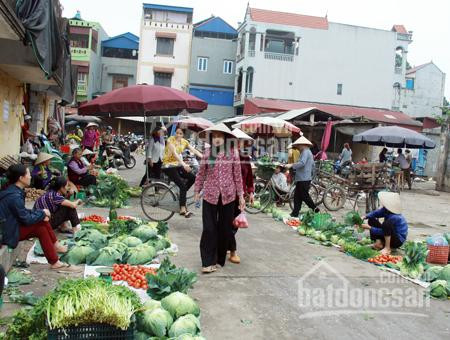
[435,107,450,192]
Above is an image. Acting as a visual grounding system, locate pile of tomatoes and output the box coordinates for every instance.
[368,254,402,265]
[286,219,300,227]
[82,214,106,223]
[117,216,133,221]
[111,264,157,290]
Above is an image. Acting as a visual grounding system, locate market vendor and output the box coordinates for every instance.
[359,192,408,255]
[31,152,55,189]
[81,123,98,151]
[68,148,97,188]
[21,114,36,143]
[0,164,80,272]
[81,148,100,173]
[34,176,82,233]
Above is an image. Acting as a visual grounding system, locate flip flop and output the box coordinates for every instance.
[201,266,217,274]
[184,211,194,218]
[52,263,82,273]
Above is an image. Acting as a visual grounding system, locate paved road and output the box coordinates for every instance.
[117,157,449,340]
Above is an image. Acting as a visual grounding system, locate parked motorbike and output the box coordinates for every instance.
[105,142,136,170]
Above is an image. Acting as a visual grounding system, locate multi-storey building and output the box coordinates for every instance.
[137,3,193,90]
[100,32,139,93]
[69,11,108,103]
[188,16,238,121]
[234,6,412,114]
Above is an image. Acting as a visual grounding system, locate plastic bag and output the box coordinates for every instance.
[233,212,249,229]
[426,234,448,246]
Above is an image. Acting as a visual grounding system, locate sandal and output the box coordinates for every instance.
[51,263,82,273]
[202,266,217,274]
[184,211,194,218]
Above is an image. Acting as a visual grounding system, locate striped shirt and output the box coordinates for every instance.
[34,190,65,213]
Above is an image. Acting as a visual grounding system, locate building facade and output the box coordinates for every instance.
[402,62,446,118]
[188,17,238,121]
[234,6,412,113]
[69,11,108,103]
[137,3,193,90]
[100,33,139,94]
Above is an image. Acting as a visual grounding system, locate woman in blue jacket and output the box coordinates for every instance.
[0,164,80,273]
[359,192,408,255]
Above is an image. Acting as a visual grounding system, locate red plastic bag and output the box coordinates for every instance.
[233,212,249,229]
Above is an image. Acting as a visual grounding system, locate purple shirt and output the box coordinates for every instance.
[34,190,65,213]
[82,129,97,148]
[68,160,87,175]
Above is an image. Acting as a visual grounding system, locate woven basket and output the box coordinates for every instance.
[426,244,449,265]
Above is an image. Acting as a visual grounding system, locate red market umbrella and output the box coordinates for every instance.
[78,84,208,117]
[172,117,214,132]
[315,120,334,160]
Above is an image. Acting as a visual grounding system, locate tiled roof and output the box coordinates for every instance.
[406,62,432,75]
[392,25,408,34]
[244,98,421,128]
[248,7,328,30]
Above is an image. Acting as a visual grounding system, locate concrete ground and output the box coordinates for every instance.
[1,156,449,339]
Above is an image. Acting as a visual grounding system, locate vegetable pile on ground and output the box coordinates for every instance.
[422,264,450,299]
[82,214,107,223]
[4,278,141,340]
[111,264,156,289]
[86,171,130,208]
[397,240,429,279]
[368,254,402,265]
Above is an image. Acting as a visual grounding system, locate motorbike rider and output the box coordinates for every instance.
[99,126,114,162]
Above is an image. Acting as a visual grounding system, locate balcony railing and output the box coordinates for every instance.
[397,33,412,41]
[264,52,293,62]
[77,82,87,95]
[143,20,191,31]
[248,50,255,57]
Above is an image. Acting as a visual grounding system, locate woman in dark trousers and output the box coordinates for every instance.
[162,128,202,217]
[0,164,80,272]
[359,192,408,255]
[228,129,254,264]
[34,177,82,233]
[194,124,245,273]
[140,126,165,187]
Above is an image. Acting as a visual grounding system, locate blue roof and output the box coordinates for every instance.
[102,32,139,50]
[143,3,193,14]
[194,17,237,35]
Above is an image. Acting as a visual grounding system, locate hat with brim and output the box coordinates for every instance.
[24,115,32,120]
[86,122,98,128]
[291,136,313,147]
[231,128,254,141]
[82,149,96,156]
[378,191,402,214]
[35,152,54,165]
[199,123,235,139]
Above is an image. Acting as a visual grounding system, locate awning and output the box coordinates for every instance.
[153,66,174,74]
[155,32,177,39]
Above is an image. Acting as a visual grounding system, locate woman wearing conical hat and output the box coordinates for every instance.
[31,152,55,190]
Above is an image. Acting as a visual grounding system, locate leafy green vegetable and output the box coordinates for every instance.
[176,335,206,340]
[126,244,156,265]
[161,292,200,319]
[438,264,450,281]
[88,173,130,208]
[131,225,158,242]
[121,236,143,247]
[87,246,123,266]
[398,241,429,279]
[168,314,201,338]
[421,266,444,282]
[4,306,47,340]
[140,308,173,337]
[61,245,95,265]
[109,218,140,235]
[428,280,450,299]
[74,229,107,249]
[6,269,33,286]
[146,258,197,300]
[4,287,39,306]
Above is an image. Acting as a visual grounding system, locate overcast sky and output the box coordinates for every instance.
[61,0,449,99]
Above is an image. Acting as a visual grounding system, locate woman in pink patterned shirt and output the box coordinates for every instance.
[195,124,246,274]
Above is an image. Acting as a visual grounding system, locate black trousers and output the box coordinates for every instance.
[200,197,236,267]
[368,218,403,248]
[291,181,316,217]
[75,174,97,187]
[163,166,195,207]
[140,160,162,187]
[50,205,80,230]
[229,200,240,252]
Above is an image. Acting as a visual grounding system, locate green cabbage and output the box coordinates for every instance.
[176,335,206,340]
[140,308,173,337]
[422,266,444,282]
[438,264,450,281]
[126,244,156,265]
[297,226,306,236]
[108,240,129,256]
[121,236,143,247]
[64,245,95,265]
[131,225,158,242]
[161,292,200,319]
[168,314,201,338]
[134,331,151,340]
[429,280,450,299]
[74,229,107,249]
[143,299,162,312]
[86,246,123,266]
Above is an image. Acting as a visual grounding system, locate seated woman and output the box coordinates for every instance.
[162,128,202,218]
[68,148,97,188]
[0,164,80,272]
[34,177,82,233]
[31,152,55,189]
[359,192,408,255]
[272,165,289,193]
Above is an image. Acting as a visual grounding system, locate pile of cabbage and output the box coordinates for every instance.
[53,221,172,266]
[422,264,450,299]
[135,292,204,339]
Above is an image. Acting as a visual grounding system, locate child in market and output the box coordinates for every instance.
[272,165,289,207]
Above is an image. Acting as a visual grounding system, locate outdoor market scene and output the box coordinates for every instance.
[0,0,449,339]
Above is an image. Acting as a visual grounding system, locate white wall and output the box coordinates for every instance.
[137,19,192,90]
[403,64,446,118]
[236,20,410,110]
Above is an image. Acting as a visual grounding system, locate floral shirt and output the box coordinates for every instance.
[195,149,244,205]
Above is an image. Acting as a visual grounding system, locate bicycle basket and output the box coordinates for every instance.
[256,164,275,180]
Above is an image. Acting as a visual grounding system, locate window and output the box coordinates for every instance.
[156,37,174,56]
[154,72,172,87]
[337,83,343,95]
[223,60,233,74]
[406,78,415,90]
[197,57,208,72]
[112,75,129,90]
[77,72,87,83]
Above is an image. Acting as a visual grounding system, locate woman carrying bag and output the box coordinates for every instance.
[194,124,245,274]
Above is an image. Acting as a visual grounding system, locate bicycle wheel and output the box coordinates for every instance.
[323,185,347,211]
[141,182,176,222]
[245,179,272,214]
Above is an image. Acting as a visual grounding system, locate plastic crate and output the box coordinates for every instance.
[47,323,134,340]
[426,244,449,265]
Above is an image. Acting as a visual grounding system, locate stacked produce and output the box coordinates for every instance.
[85,171,131,208]
[24,188,46,202]
[396,241,429,279]
[422,265,450,299]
